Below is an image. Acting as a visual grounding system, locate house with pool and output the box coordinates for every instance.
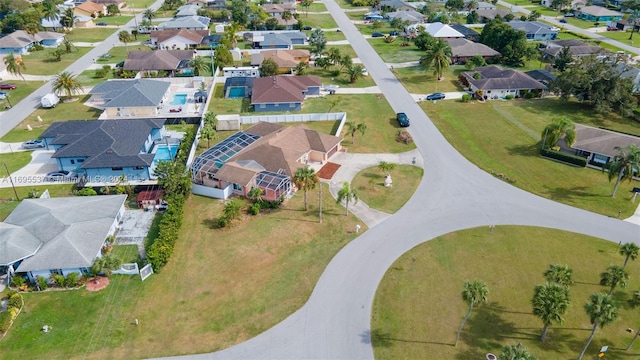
[40,118,180,183]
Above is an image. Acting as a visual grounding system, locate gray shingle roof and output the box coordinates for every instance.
[508,21,557,35]
[89,79,170,108]
[123,50,194,71]
[3,195,127,272]
[446,38,500,58]
[157,15,210,29]
[41,118,165,169]
[463,65,546,91]
[572,124,640,157]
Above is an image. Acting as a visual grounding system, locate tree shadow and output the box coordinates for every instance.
[506,143,540,157]
[364,328,452,348]
[201,218,220,229]
[545,186,601,202]
[459,302,518,352]
[387,116,402,129]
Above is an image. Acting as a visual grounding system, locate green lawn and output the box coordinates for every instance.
[21,47,92,75]
[598,30,638,48]
[306,2,327,12]
[94,15,134,25]
[127,0,156,8]
[526,5,561,16]
[422,98,640,217]
[76,68,116,86]
[0,189,364,359]
[0,185,76,221]
[356,23,395,36]
[368,38,423,63]
[351,165,423,213]
[96,45,151,65]
[64,27,118,43]
[303,14,339,29]
[0,95,102,143]
[346,10,367,20]
[372,226,640,359]
[207,84,244,114]
[0,152,32,174]
[112,244,139,263]
[304,30,346,42]
[394,65,466,94]
[305,67,377,88]
[563,17,598,29]
[0,81,47,111]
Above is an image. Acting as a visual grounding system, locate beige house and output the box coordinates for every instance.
[88,79,171,118]
[251,49,310,73]
[74,1,107,18]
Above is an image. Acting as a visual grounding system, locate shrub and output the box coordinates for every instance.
[65,272,80,287]
[7,293,22,310]
[396,129,413,144]
[461,94,471,103]
[540,148,587,167]
[4,289,17,298]
[32,44,44,51]
[36,276,48,291]
[11,276,24,288]
[217,215,229,228]
[0,312,12,332]
[383,35,396,43]
[53,274,65,287]
[505,94,514,100]
[249,203,260,215]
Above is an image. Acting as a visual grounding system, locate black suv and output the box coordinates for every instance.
[396,112,410,127]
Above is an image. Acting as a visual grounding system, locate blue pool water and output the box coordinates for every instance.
[228,87,246,98]
[170,94,187,105]
[154,145,179,163]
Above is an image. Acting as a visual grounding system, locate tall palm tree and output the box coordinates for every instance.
[143,8,156,22]
[118,30,132,53]
[498,343,537,360]
[188,56,208,76]
[543,264,574,288]
[532,282,570,342]
[455,280,488,346]
[281,10,293,22]
[345,121,367,144]
[419,39,451,81]
[628,9,640,40]
[200,124,217,148]
[541,116,576,149]
[600,264,629,295]
[605,144,640,197]
[346,64,363,83]
[224,22,241,49]
[620,243,640,269]
[42,1,60,30]
[52,71,83,99]
[578,293,618,360]
[61,7,75,28]
[4,53,26,83]
[293,166,318,211]
[336,181,358,216]
[24,23,40,45]
[628,293,640,351]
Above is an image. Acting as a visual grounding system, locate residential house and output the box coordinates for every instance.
[223,66,260,77]
[524,69,557,87]
[461,65,546,99]
[74,1,107,18]
[508,21,558,41]
[576,6,622,22]
[475,8,510,22]
[191,122,342,200]
[40,118,170,181]
[445,38,500,64]
[251,75,321,112]
[157,15,210,30]
[277,18,298,30]
[92,0,126,9]
[123,50,195,75]
[617,63,640,94]
[188,0,226,9]
[559,124,640,167]
[75,15,96,28]
[406,22,465,39]
[364,11,385,21]
[385,10,424,24]
[540,0,585,8]
[176,4,200,17]
[223,77,255,98]
[608,19,638,32]
[540,39,605,59]
[252,32,306,49]
[0,30,65,54]
[89,79,171,117]
[380,0,424,11]
[0,195,127,282]
[251,49,310,73]
[150,29,210,49]
[470,1,496,10]
[449,24,480,41]
[41,15,65,30]
[263,3,297,17]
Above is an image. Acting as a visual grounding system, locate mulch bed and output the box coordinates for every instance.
[317,162,341,180]
[85,276,110,292]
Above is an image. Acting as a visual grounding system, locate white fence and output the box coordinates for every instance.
[239,112,348,136]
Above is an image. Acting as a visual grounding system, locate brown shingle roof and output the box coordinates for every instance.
[571,124,640,157]
[150,29,209,44]
[214,162,261,185]
[445,38,500,58]
[251,49,310,68]
[123,50,194,71]
[251,76,321,104]
[76,1,105,13]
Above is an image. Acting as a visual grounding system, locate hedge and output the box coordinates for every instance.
[540,148,587,167]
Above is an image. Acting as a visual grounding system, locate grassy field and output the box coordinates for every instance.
[111,244,140,263]
[372,226,640,360]
[76,68,116,86]
[0,151,32,174]
[357,23,395,36]
[304,29,346,42]
[306,2,327,12]
[0,95,102,143]
[346,10,368,20]
[351,165,423,213]
[422,98,640,217]
[0,188,365,359]
[94,15,134,26]
[207,84,245,114]
[0,81,48,111]
[21,47,92,75]
[0,185,77,220]
[305,66,377,88]
[65,28,118,43]
[394,65,466,94]
[96,45,150,65]
[303,14,339,29]
[598,30,638,48]
[367,38,423,63]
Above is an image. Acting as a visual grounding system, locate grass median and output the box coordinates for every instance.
[351,165,423,213]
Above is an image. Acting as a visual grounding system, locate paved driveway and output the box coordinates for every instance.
[115,209,156,259]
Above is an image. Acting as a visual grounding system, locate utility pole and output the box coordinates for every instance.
[3,162,19,200]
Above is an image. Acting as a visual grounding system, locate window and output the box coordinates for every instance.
[260,103,266,108]
[232,183,242,191]
[593,154,609,164]
[134,166,144,170]
[78,159,84,163]
[70,160,75,164]
[111,167,123,171]
[289,103,295,108]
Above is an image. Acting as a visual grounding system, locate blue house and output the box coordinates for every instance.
[508,21,558,41]
[253,32,306,49]
[251,76,321,112]
[40,118,175,182]
[0,30,65,55]
[576,6,622,22]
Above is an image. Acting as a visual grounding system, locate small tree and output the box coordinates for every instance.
[600,264,629,295]
[578,293,618,360]
[294,61,308,76]
[541,116,576,150]
[223,199,242,222]
[345,121,367,144]
[620,243,640,269]
[200,124,217,148]
[604,144,640,197]
[543,264,574,288]
[345,64,363,83]
[378,161,396,176]
[336,181,358,215]
[309,29,327,56]
[118,30,131,53]
[455,280,488,346]
[499,343,537,360]
[293,166,318,211]
[259,58,279,77]
[532,282,570,342]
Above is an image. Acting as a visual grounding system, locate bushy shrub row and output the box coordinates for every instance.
[0,291,23,334]
[540,148,587,167]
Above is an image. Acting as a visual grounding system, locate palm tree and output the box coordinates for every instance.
[345,121,367,144]
[455,280,488,346]
[532,282,570,342]
[90,254,122,278]
[293,166,318,211]
[61,7,75,28]
[498,343,537,360]
[200,124,217,148]
[282,10,293,23]
[62,39,75,54]
[620,243,640,269]
[578,293,618,360]
[52,71,83,100]
[378,161,396,176]
[42,1,60,30]
[543,264,574,288]
[628,9,640,40]
[541,116,576,149]
[465,0,479,10]
[336,181,358,216]
[600,264,629,295]
[4,53,26,83]
[300,0,312,17]
[143,8,156,22]
[118,30,132,53]
[346,64,363,83]
[224,22,241,49]
[24,23,40,45]
[294,61,308,76]
[420,39,451,81]
[628,293,640,351]
[188,56,208,76]
[605,144,640,197]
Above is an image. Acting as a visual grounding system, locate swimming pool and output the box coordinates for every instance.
[153,145,179,163]
[170,94,187,106]
[228,87,246,98]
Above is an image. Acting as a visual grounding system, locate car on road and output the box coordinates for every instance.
[0,84,16,90]
[45,170,78,182]
[425,92,446,101]
[96,22,108,26]
[303,25,312,30]
[22,139,45,149]
[396,112,410,127]
[371,32,385,38]
[559,19,568,23]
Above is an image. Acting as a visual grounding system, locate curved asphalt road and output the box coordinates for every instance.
[162,1,640,360]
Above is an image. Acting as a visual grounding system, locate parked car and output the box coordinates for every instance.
[426,92,446,101]
[396,112,410,127]
[371,32,385,38]
[157,201,169,211]
[559,19,567,23]
[607,26,619,31]
[96,22,108,26]
[389,30,400,36]
[45,170,78,182]
[0,84,16,90]
[22,139,45,149]
[303,25,312,30]
[563,12,574,17]
[0,91,7,100]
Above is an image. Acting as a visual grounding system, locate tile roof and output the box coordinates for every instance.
[572,124,640,157]
[578,5,622,17]
[41,118,165,169]
[251,76,321,104]
[463,65,546,90]
[3,195,127,272]
[151,29,209,44]
[251,49,309,68]
[445,38,500,58]
[89,78,170,108]
[75,1,105,13]
[123,50,194,71]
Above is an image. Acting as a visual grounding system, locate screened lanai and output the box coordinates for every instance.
[191,131,260,184]
[256,171,292,201]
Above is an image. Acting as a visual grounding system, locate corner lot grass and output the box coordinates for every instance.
[21,47,92,75]
[305,67,376,88]
[351,165,423,213]
[422,98,640,217]
[0,81,47,110]
[367,38,423,63]
[0,188,364,359]
[372,226,640,359]
[394,65,465,94]
[599,30,638,48]
[97,45,151,65]
[0,95,102,143]
[76,69,116,86]
[64,28,118,43]
[303,14,339,29]
[306,2,327,12]
[95,15,134,25]
[0,152,32,174]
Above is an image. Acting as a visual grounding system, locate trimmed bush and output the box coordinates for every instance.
[540,148,587,167]
[7,293,22,310]
[461,94,471,103]
[505,94,514,100]
[77,187,97,196]
[249,203,260,215]
[11,276,24,288]
[217,216,229,228]
[36,276,48,291]
[65,272,80,287]
[53,274,65,287]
